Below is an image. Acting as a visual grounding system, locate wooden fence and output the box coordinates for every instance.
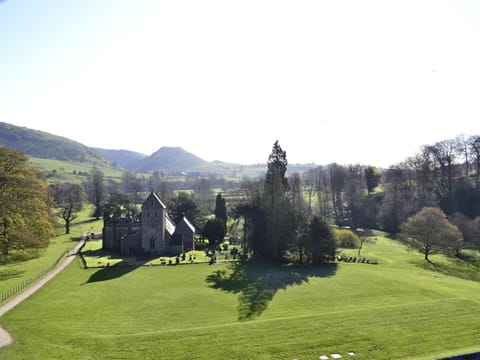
[0,248,71,304]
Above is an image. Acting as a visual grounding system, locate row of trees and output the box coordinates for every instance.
[295,135,480,256]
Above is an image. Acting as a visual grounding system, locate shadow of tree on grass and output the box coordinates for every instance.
[73,218,99,227]
[84,261,145,284]
[206,261,337,321]
[82,248,147,284]
[417,256,480,283]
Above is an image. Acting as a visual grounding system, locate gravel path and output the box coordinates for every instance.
[0,234,86,348]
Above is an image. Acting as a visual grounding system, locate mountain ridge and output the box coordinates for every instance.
[0,122,252,175]
[0,122,108,165]
[0,121,315,176]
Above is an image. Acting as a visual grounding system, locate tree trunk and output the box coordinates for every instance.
[358,241,364,257]
[95,203,101,220]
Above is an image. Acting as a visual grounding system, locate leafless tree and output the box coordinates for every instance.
[469,135,480,189]
[85,169,105,220]
[50,182,84,234]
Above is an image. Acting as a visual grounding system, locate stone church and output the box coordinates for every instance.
[102,192,195,256]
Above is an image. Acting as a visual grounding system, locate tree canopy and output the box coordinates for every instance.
[0,147,54,259]
[202,218,226,251]
[85,169,105,220]
[308,215,336,264]
[400,207,462,261]
[168,192,204,228]
[364,166,382,195]
[266,140,289,191]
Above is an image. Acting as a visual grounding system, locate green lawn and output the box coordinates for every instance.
[81,239,232,268]
[1,231,479,359]
[81,240,212,267]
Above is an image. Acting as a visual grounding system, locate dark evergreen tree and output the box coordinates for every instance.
[291,206,310,263]
[308,215,336,264]
[202,218,226,251]
[232,180,265,257]
[85,169,105,220]
[168,192,204,228]
[262,140,293,261]
[266,140,289,191]
[214,192,228,224]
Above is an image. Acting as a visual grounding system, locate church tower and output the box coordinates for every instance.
[141,192,167,254]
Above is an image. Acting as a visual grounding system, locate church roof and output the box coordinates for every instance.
[144,191,167,209]
[165,215,176,236]
[180,217,196,233]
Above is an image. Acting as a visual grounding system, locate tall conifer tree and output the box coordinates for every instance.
[262,141,293,261]
[214,193,228,224]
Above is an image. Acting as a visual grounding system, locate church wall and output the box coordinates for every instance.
[175,222,195,251]
[102,225,115,250]
[102,219,140,252]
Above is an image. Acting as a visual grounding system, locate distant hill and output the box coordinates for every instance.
[95,148,147,170]
[0,122,109,165]
[0,121,316,177]
[134,147,210,173]
[133,148,315,176]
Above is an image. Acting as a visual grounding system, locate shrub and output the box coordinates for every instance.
[335,229,360,248]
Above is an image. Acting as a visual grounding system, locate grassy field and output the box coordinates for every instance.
[0,228,479,359]
[28,157,126,184]
[0,206,103,297]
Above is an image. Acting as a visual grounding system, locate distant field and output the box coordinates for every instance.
[29,157,127,183]
[1,230,479,359]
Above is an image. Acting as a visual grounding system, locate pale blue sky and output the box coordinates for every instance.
[1,0,479,166]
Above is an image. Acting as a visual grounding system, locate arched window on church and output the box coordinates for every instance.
[150,236,155,249]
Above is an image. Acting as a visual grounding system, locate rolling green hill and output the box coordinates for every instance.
[28,157,126,184]
[0,122,109,165]
[0,121,315,177]
[133,148,316,176]
[94,148,147,170]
